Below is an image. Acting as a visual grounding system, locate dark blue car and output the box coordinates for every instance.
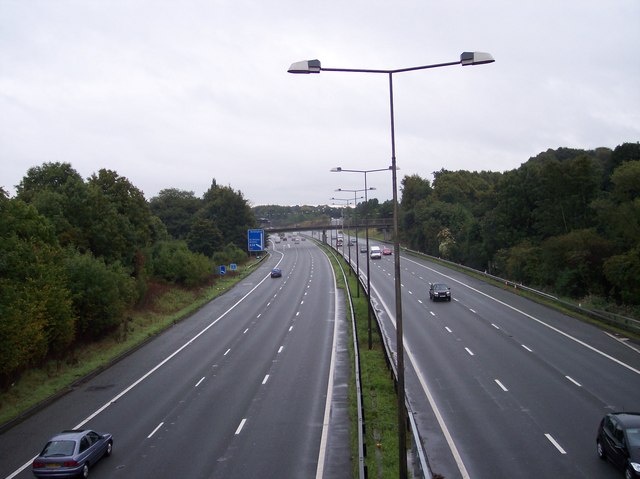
[271,267,282,278]
[32,429,113,478]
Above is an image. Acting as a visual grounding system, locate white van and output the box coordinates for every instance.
[370,246,382,259]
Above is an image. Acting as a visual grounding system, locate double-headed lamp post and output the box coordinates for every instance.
[290,51,494,477]
[332,166,393,350]
[335,187,375,298]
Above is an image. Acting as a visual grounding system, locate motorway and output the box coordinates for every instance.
[343,236,640,479]
[0,237,348,479]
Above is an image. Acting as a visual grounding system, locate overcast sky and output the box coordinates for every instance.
[1,1,638,206]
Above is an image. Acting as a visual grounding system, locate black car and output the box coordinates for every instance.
[429,283,451,301]
[32,429,113,478]
[270,268,282,278]
[597,412,640,478]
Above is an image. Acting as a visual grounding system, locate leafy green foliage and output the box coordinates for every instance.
[64,251,137,338]
[150,240,212,287]
[400,143,640,306]
[0,200,75,385]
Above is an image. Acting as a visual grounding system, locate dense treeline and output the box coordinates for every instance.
[400,143,640,307]
[0,163,255,387]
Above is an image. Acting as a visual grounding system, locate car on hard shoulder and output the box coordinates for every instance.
[596,412,640,478]
[32,429,113,478]
[270,268,282,278]
[429,283,451,301]
[382,247,392,255]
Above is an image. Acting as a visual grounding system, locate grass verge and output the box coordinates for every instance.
[0,258,263,428]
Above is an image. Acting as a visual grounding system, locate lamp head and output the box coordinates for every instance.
[288,59,321,74]
[460,52,495,66]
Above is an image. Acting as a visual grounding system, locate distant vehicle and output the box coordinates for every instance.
[348,239,355,246]
[382,247,392,255]
[370,246,382,259]
[282,236,287,241]
[274,237,281,243]
[271,268,282,278]
[32,429,113,478]
[429,283,451,301]
[301,237,306,241]
[360,245,368,253]
[597,412,640,478]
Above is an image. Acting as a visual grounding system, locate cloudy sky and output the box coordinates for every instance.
[1,1,638,206]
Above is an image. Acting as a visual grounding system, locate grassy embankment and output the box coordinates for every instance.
[0,258,263,427]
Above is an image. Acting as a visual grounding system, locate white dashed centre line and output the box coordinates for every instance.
[235,419,247,435]
[195,377,205,387]
[494,379,508,391]
[545,434,567,454]
[148,422,164,439]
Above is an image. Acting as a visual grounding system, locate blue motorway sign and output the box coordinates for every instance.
[229,263,237,271]
[219,265,226,275]
[247,229,264,252]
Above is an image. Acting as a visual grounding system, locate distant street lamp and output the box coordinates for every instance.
[335,187,375,297]
[290,51,495,478]
[331,196,362,268]
[332,166,393,350]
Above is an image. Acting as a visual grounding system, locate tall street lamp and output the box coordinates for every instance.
[289,51,494,478]
[335,187,375,298]
[332,166,393,350]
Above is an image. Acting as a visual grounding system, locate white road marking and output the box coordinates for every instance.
[262,375,270,385]
[195,377,205,387]
[494,379,508,392]
[403,256,640,375]
[522,344,533,352]
[465,347,474,356]
[545,434,567,454]
[566,376,582,387]
[148,422,164,439]
[235,418,247,435]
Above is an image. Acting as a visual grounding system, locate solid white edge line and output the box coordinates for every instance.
[315,249,339,479]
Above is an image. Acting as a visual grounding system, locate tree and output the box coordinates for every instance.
[150,189,201,240]
[0,199,75,385]
[64,251,137,339]
[200,179,256,250]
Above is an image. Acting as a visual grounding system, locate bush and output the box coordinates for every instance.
[150,240,211,287]
[212,242,248,267]
[64,250,136,338]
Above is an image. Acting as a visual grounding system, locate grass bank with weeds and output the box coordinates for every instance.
[0,258,263,428]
